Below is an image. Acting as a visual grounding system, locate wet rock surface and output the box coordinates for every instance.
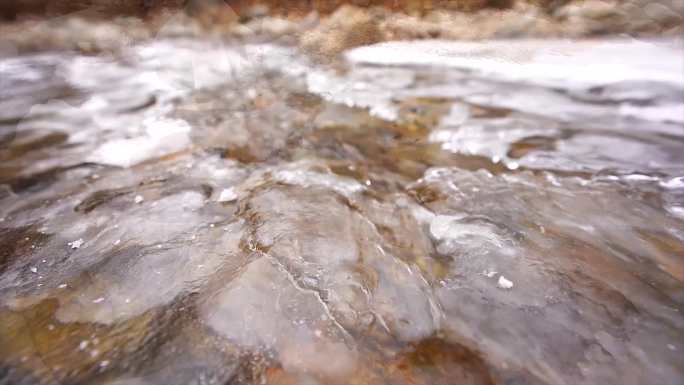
[0,35,683,385]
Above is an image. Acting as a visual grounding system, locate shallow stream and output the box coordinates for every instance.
[1,37,683,385]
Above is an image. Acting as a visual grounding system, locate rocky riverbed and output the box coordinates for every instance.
[1,19,683,385]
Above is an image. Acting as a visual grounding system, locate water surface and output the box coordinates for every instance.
[1,37,683,385]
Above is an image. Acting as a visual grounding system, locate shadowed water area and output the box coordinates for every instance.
[0,35,683,385]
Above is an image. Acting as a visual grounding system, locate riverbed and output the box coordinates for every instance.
[1,36,683,385]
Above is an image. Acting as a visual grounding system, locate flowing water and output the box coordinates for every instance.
[0,36,683,385]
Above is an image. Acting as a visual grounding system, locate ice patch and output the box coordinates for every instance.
[429,122,556,162]
[68,239,84,249]
[429,215,506,255]
[273,169,365,197]
[346,39,684,89]
[429,215,502,246]
[88,117,191,167]
[660,177,684,190]
[620,103,684,124]
[497,276,514,289]
[483,269,498,278]
[665,205,684,219]
[217,188,238,203]
[306,67,414,121]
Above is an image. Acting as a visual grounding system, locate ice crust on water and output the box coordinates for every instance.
[217,187,238,202]
[68,238,84,249]
[306,67,414,121]
[272,168,365,198]
[1,36,683,385]
[483,269,497,278]
[88,117,192,167]
[497,276,514,289]
[346,39,684,89]
[429,215,506,255]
